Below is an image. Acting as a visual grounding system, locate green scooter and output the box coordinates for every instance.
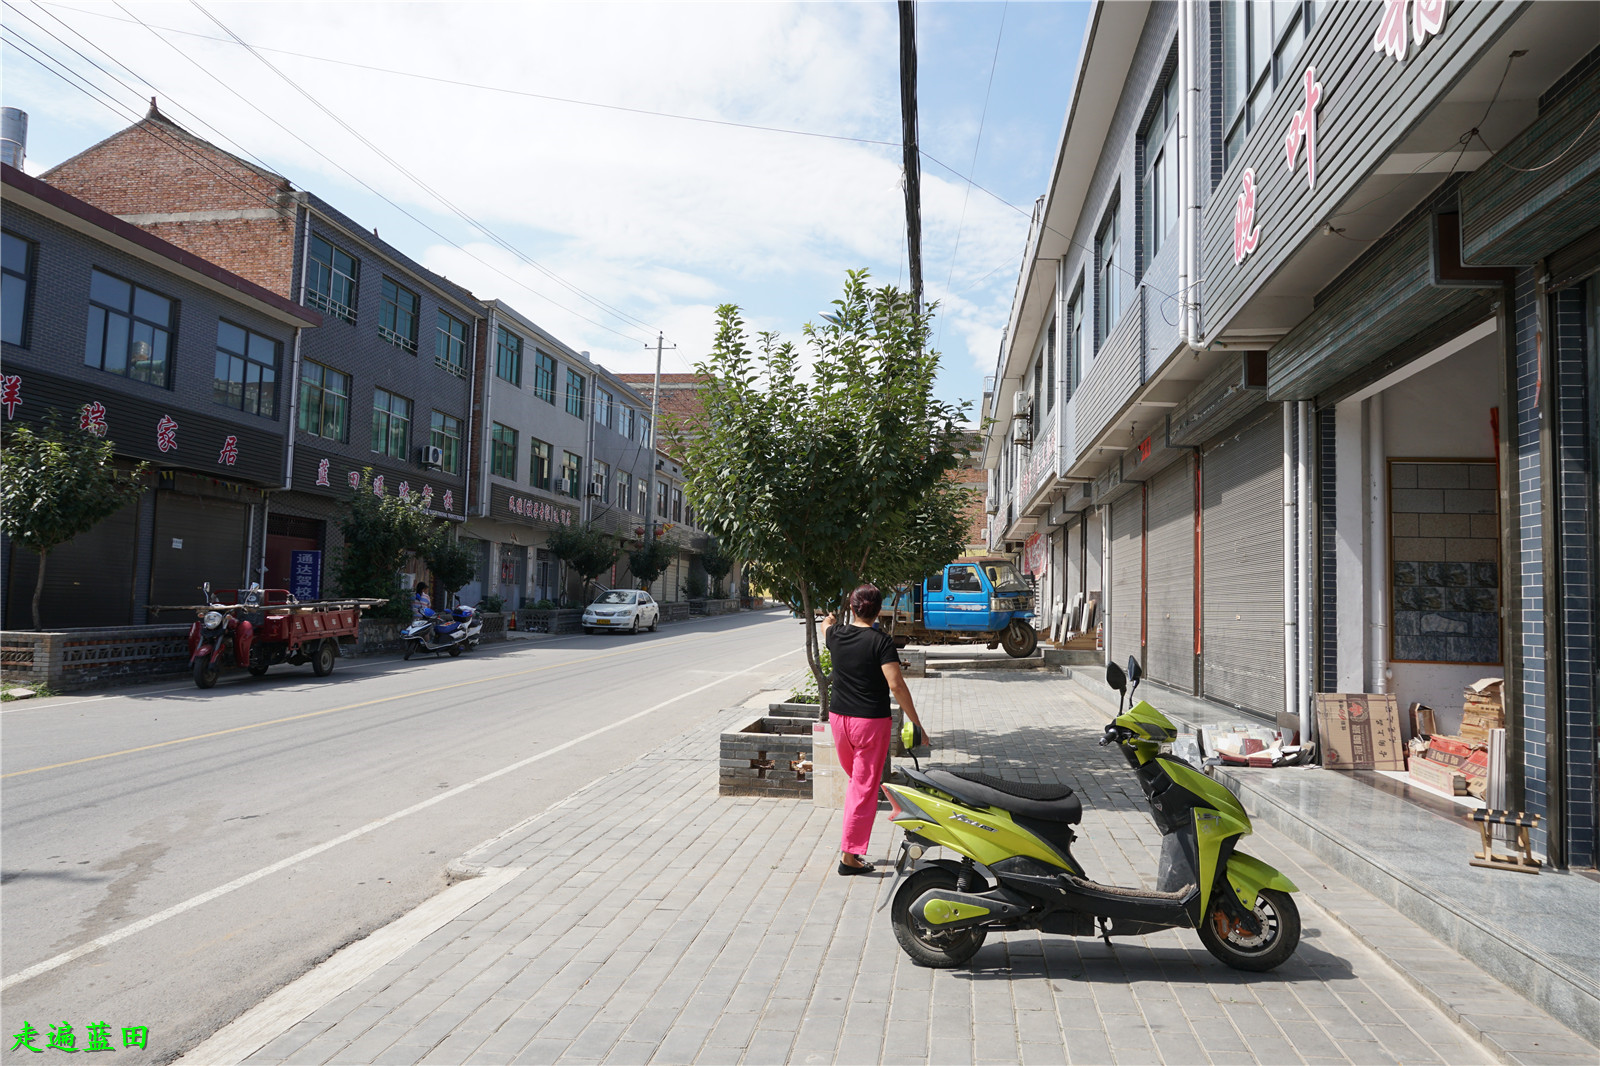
[881,657,1301,971]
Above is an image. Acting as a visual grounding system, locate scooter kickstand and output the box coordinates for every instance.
[1097,917,1115,951]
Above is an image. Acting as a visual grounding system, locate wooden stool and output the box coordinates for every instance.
[1467,809,1541,873]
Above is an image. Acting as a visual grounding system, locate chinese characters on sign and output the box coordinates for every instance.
[442,490,454,513]
[1373,0,1445,62]
[348,470,360,490]
[372,475,385,496]
[316,458,330,486]
[1233,168,1261,264]
[398,480,411,499]
[217,435,239,466]
[505,494,573,526]
[289,549,322,601]
[10,1021,147,1053]
[78,402,108,438]
[1,374,20,418]
[1284,67,1324,191]
[155,415,178,452]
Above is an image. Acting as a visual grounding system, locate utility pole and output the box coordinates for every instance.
[642,331,673,539]
[898,0,924,316]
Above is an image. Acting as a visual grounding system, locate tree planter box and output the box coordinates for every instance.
[720,715,814,798]
[1,625,191,691]
[768,701,821,719]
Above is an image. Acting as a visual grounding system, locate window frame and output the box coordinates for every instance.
[84,267,175,388]
[560,450,583,498]
[212,319,280,418]
[565,368,586,419]
[533,350,557,403]
[616,470,633,513]
[1096,196,1121,348]
[370,387,412,460]
[594,385,613,428]
[490,422,519,480]
[435,311,468,376]
[1221,0,1319,172]
[306,235,358,323]
[298,360,351,442]
[593,459,611,504]
[1067,280,1087,394]
[495,326,523,386]
[1141,65,1181,266]
[529,438,552,492]
[378,276,419,353]
[2,230,35,348]
[430,411,462,475]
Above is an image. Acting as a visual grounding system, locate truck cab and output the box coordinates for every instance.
[886,556,1038,657]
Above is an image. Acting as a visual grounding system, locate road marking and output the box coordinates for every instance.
[174,866,526,1066]
[0,646,798,992]
[1,632,712,778]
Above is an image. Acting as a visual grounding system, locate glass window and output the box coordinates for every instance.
[671,487,683,523]
[213,321,278,417]
[1221,0,1319,171]
[948,565,983,592]
[1044,318,1056,413]
[617,404,634,439]
[594,386,613,427]
[529,438,551,491]
[379,277,418,352]
[435,311,468,375]
[1096,198,1121,347]
[1141,68,1180,265]
[495,326,522,386]
[638,477,649,515]
[84,268,173,387]
[299,361,350,441]
[656,481,669,518]
[533,350,556,403]
[593,459,610,503]
[639,416,652,449]
[371,388,412,459]
[431,411,462,474]
[306,235,357,323]
[616,470,632,513]
[2,231,34,347]
[491,422,518,479]
[1067,282,1087,394]
[561,451,583,498]
[565,369,585,419]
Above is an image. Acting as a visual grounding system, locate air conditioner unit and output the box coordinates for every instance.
[418,444,443,468]
[587,478,604,499]
[1011,392,1033,448]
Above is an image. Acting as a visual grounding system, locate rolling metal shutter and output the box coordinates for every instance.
[1109,491,1144,673]
[150,493,249,607]
[1146,455,1196,693]
[5,498,140,629]
[1201,408,1284,716]
[1066,519,1082,603]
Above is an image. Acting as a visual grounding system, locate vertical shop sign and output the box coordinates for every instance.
[79,402,108,437]
[217,435,239,466]
[1283,67,1324,190]
[1,374,20,418]
[290,549,322,601]
[315,458,330,486]
[1373,0,1445,62]
[1233,169,1261,264]
[155,415,178,452]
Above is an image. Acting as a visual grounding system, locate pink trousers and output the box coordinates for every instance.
[831,714,891,855]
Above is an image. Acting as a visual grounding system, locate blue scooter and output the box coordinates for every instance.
[401,604,483,660]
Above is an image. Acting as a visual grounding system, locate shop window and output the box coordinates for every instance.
[2,231,34,347]
[299,361,350,441]
[307,235,357,322]
[491,422,518,479]
[431,411,462,474]
[371,388,411,459]
[213,320,278,417]
[379,277,418,352]
[84,268,173,387]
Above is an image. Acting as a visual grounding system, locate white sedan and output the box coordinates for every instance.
[582,589,660,634]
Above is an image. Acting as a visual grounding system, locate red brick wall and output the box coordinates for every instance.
[42,118,297,297]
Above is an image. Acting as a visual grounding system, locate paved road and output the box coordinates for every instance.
[0,611,802,1064]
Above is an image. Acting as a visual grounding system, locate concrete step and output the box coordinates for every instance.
[1043,647,1102,667]
[933,655,1049,672]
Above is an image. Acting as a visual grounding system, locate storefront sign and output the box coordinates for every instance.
[1373,0,1445,63]
[217,435,238,466]
[1016,420,1059,507]
[1023,532,1048,577]
[1233,168,1261,264]
[1284,67,1323,191]
[155,415,178,452]
[491,483,575,527]
[316,458,330,486]
[290,549,322,601]
[1,374,20,418]
[79,401,108,437]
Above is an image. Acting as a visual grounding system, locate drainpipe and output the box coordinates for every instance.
[464,315,478,515]
[584,366,597,527]
[1283,402,1298,728]
[1534,265,1567,868]
[284,197,313,491]
[1298,400,1313,743]
[257,494,270,586]
[1368,393,1388,693]
[479,308,497,519]
[1178,0,1197,347]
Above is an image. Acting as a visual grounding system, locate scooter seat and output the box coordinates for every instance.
[925,768,1083,824]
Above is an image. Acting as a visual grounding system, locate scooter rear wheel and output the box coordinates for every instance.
[891,867,988,968]
[448,643,462,657]
[1198,887,1300,972]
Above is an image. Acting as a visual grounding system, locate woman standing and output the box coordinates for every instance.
[823,584,928,875]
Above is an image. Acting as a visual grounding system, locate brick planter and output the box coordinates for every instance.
[719,715,814,798]
[1,625,192,691]
[517,608,583,634]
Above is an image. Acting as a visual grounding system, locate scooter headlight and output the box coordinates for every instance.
[203,611,224,629]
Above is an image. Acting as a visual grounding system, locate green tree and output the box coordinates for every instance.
[0,418,149,629]
[862,478,972,636]
[332,471,439,620]
[547,523,621,597]
[683,271,966,714]
[424,534,478,605]
[627,531,678,591]
[700,538,734,598]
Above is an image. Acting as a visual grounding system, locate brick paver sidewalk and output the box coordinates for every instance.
[233,672,1580,1065]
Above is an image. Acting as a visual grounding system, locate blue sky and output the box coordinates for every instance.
[2,1,1089,417]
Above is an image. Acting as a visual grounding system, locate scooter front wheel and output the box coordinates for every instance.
[403,639,419,661]
[891,867,988,969]
[1198,888,1300,972]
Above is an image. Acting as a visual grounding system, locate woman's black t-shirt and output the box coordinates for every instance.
[825,623,900,718]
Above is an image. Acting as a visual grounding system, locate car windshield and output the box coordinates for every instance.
[595,590,638,605]
[985,563,1030,594]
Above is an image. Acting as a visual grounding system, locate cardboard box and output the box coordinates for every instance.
[1315,693,1406,771]
[1410,756,1468,795]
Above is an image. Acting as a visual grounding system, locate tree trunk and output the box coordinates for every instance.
[31,547,48,630]
[799,584,829,719]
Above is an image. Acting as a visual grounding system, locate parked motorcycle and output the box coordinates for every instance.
[188,582,259,689]
[401,603,483,660]
[881,656,1301,971]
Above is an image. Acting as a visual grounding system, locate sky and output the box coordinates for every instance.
[1,1,1089,418]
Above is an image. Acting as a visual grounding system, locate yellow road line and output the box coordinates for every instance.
[2,635,706,779]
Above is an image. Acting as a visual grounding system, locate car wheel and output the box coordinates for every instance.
[648,611,658,632]
[631,616,640,634]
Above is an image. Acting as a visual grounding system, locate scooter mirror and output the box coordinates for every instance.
[1127,656,1143,686]
[1105,661,1127,694]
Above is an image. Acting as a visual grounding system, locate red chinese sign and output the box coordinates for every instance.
[316,458,330,487]
[442,490,454,513]
[398,480,411,499]
[1,374,20,418]
[1233,168,1261,264]
[347,471,360,490]
[372,475,385,496]
[218,435,239,466]
[506,494,573,526]
[1373,0,1445,63]
[79,402,108,438]
[156,415,178,453]
[421,485,434,507]
[1283,67,1323,191]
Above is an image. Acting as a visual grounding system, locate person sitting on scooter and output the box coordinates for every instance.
[823,584,928,876]
[413,582,431,619]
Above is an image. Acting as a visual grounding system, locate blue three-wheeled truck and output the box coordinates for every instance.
[883,556,1038,658]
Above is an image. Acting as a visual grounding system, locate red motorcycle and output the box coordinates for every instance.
[184,582,365,688]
